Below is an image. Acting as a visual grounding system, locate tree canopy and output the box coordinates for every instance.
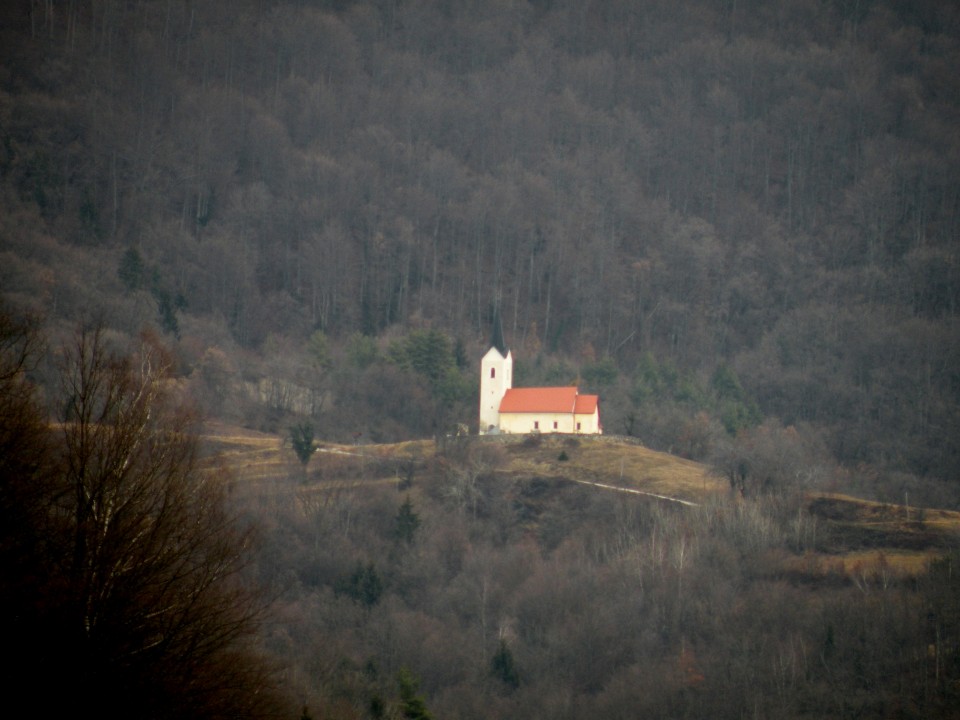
[0,0,958,487]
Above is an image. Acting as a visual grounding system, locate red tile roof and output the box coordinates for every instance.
[574,393,599,415]
[499,387,597,415]
[499,387,578,414]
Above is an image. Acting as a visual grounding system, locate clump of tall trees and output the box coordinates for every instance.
[0,308,289,719]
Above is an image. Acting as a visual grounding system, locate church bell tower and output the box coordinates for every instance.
[479,316,512,434]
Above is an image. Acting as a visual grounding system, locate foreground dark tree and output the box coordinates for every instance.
[1,316,288,720]
[0,309,54,666]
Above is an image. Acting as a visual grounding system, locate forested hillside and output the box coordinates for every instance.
[1,1,958,495]
[234,432,960,720]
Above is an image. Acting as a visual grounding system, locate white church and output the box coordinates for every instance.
[478,322,602,435]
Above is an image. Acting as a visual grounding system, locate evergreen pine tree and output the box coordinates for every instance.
[490,639,520,689]
[394,496,421,544]
[396,668,433,720]
[290,422,316,466]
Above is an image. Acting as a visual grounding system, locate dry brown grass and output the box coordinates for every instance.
[198,423,438,486]
[841,549,934,575]
[198,421,296,483]
[818,493,960,530]
[808,493,960,547]
[782,549,934,579]
[497,435,724,503]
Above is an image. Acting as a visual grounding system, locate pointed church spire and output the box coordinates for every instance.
[490,310,508,356]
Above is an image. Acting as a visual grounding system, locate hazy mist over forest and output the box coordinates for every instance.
[3,2,960,718]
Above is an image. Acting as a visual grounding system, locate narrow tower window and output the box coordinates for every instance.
[490,367,496,378]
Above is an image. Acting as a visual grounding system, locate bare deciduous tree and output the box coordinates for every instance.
[2,318,288,719]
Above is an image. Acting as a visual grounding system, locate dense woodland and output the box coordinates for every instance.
[3,303,960,718]
[2,1,960,717]
[1,0,959,493]
[253,436,960,720]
